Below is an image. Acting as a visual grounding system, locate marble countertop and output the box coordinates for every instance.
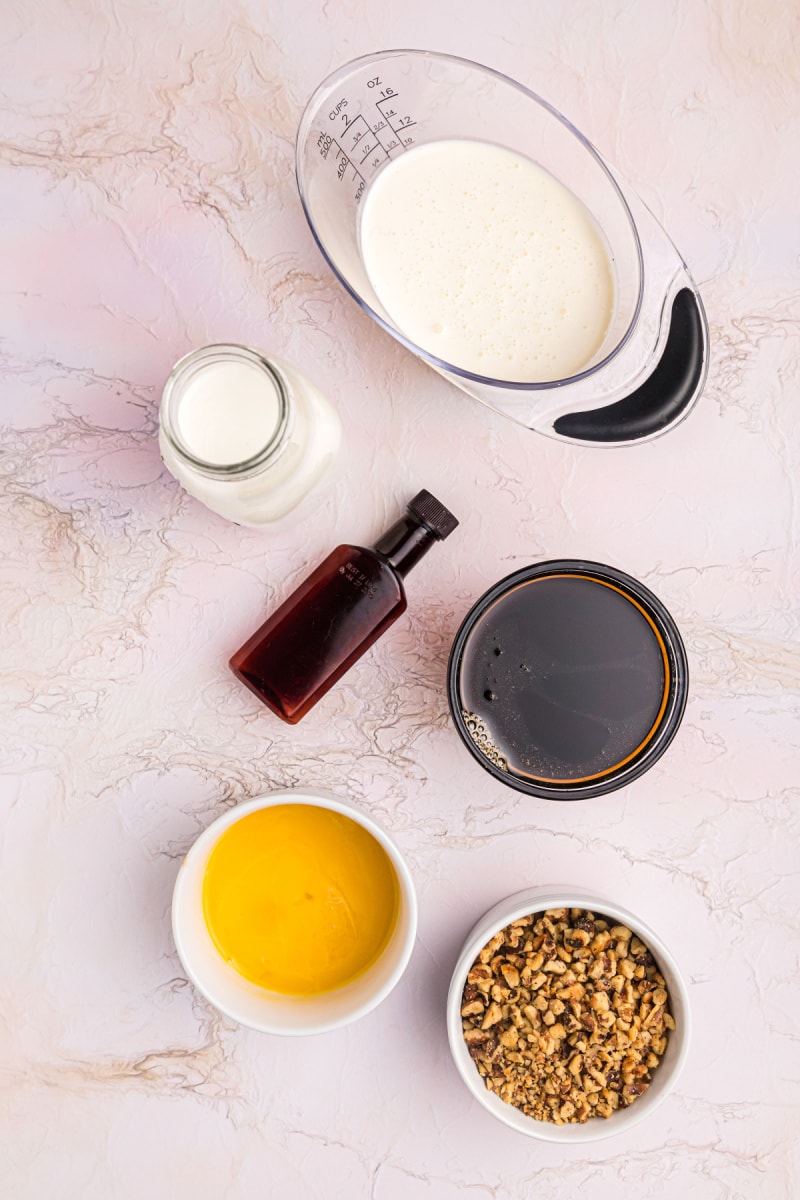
[2,2,798,1197]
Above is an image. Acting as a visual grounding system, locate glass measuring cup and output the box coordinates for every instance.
[296,50,709,445]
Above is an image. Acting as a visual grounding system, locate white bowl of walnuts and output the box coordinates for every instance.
[447,888,690,1142]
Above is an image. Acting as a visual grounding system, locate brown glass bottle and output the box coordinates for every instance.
[229,490,458,723]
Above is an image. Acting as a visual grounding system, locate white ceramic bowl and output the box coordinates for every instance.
[447,887,690,1142]
[172,788,417,1035]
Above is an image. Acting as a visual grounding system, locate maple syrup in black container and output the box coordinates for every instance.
[447,561,688,800]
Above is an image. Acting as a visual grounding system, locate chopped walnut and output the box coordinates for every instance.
[461,908,674,1126]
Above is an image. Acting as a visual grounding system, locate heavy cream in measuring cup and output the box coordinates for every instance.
[359,140,615,383]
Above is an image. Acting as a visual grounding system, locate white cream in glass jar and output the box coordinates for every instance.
[159,344,340,525]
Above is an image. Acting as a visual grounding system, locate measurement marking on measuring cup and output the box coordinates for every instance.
[319,82,416,204]
[317,130,367,192]
[374,92,416,134]
[344,114,387,165]
[334,141,366,183]
[375,98,416,133]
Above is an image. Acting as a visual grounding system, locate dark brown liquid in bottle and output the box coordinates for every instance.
[229,492,458,724]
[459,574,669,783]
[230,545,406,724]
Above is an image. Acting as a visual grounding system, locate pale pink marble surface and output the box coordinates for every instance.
[1,2,799,1197]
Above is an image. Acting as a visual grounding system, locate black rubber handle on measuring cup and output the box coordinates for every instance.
[552,288,705,443]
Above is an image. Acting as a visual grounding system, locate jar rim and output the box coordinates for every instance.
[160,344,292,478]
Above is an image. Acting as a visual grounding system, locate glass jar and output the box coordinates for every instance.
[159,344,341,526]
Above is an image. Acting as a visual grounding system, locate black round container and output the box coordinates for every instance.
[447,561,688,800]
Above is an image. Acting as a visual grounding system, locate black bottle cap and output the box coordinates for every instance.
[408,490,459,540]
